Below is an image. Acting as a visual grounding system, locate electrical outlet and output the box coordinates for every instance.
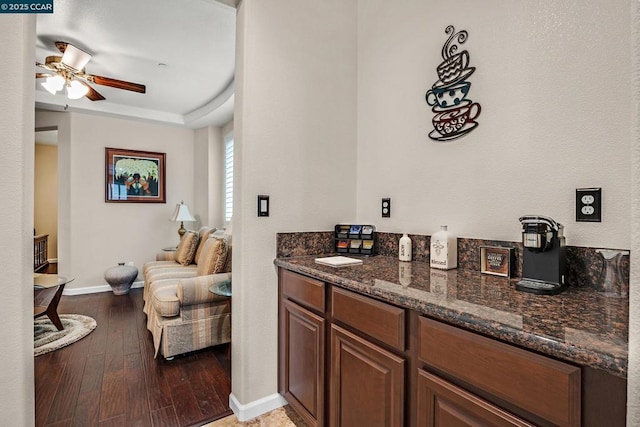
[382,198,391,218]
[576,188,601,222]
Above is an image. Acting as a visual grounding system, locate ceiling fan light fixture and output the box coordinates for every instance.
[66,79,89,99]
[41,75,65,94]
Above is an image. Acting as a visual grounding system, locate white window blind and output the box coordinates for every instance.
[224,136,234,223]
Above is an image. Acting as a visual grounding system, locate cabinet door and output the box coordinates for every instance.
[330,325,404,427]
[417,369,534,427]
[282,299,325,427]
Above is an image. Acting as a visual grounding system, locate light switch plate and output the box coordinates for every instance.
[258,195,269,217]
[576,188,601,222]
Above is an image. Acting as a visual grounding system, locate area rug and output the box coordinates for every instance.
[202,406,307,427]
[34,314,97,357]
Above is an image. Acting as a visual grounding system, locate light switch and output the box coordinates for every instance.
[258,195,269,217]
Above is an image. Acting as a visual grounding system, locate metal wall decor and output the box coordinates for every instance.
[426,26,481,142]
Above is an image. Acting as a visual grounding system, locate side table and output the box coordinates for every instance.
[34,274,75,331]
[210,280,232,357]
[209,280,232,297]
[105,263,138,295]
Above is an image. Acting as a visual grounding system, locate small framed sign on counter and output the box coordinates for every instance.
[480,246,514,277]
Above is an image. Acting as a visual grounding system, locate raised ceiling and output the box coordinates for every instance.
[35,0,236,128]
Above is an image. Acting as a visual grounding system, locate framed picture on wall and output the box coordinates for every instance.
[105,147,166,203]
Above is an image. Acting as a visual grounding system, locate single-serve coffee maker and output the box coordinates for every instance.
[517,215,567,295]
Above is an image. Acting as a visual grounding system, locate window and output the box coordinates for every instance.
[224,134,234,223]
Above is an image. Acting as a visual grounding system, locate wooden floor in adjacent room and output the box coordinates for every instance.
[35,288,232,427]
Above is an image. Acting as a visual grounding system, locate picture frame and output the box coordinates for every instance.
[480,246,514,277]
[105,147,166,203]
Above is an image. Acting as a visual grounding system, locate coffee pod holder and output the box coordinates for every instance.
[334,224,376,256]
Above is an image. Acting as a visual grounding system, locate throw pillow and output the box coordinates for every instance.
[196,236,229,276]
[194,227,216,265]
[174,230,199,266]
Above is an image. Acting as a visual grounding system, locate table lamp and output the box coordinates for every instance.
[170,201,196,238]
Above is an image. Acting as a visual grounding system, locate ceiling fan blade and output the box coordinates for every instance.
[84,83,106,101]
[60,43,92,71]
[87,74,146,93]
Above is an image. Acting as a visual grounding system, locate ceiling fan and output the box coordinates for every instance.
[35,41,146,101]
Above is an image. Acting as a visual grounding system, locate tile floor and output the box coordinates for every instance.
[203,406,306,426]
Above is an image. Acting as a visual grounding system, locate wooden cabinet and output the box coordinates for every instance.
[330,325,404,427]
[418,316,581,427]
[279,269,327,427]
[417,369,534,427]
[281,300,325,427]
[278,268,626,427]
[279,269,408,427]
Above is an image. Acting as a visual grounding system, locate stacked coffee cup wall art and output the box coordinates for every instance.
[426,26,481,142]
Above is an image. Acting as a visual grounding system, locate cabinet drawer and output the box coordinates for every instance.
[331,287,405,351]
[281,269,325,312]
[419,317,580,427]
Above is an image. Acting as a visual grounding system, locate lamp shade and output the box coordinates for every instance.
[41,75,65,95]
[66,80,90,99]
[170,201,196,222]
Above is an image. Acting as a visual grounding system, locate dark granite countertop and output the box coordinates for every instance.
[274,255,628,378]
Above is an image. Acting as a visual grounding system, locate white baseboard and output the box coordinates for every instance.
[62,280,144,296]
[229,392,287,422]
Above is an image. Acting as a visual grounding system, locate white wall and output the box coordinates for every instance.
[195,122,235,229]
[357,0,631,249]
[0,14,36,425]
[36,111,196,289]
[194,126,217,228]
[233,0,357,410]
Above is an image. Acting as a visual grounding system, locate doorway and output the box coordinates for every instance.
[34,129,58,274]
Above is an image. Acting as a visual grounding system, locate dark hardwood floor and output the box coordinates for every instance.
[35,288,232,427]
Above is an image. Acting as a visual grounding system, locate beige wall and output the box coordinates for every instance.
[233,0,358,407]
[629,1,639,424]
[35,111,197,289]
[34,143,58,260]
[194,125,226,229]
[0,14,36,425]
